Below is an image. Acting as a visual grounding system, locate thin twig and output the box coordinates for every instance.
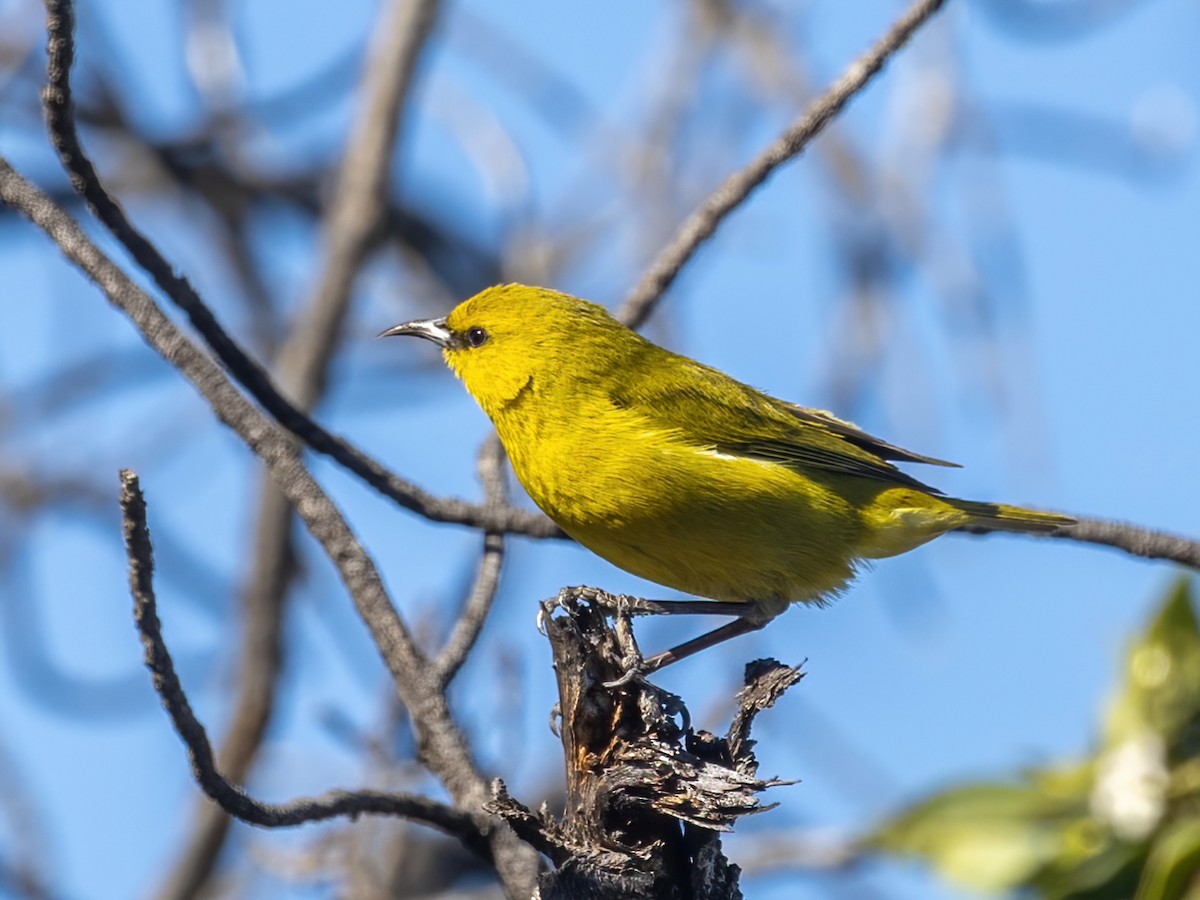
[956,516,1200,569]
[39,0,561,541]
[616,0,949,328]
[432,435,508,687]
[0,159,539,896]
[118,470,492,857]
[1056,518,1200,569]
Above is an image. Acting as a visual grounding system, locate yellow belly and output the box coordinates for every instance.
[559,472,864,604]
[506,424,958,603]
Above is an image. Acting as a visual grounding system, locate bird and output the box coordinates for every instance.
[382,284,1074,668]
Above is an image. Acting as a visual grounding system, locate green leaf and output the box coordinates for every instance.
[1034,838,1145,900]
[1105,579,1200,751]
[1134,817,1200,900]
[1030,759,1096,801]
[871,783,1071,890]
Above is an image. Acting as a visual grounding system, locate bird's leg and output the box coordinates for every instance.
[591,595,777,681]
[537,587,752,633]
[617,598,767,617]
[640,598,788,674]
[640,619,766,673]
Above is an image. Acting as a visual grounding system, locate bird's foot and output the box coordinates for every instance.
[537,585,651,634]
[537,585,587,634]
[604,602,649,687]
[603,660,646,689]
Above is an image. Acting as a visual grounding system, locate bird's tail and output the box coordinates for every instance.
[949,499,1076,536]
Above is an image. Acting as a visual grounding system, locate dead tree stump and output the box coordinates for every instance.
[489,587,803,900]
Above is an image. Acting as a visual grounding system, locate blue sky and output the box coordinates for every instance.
[1,0,1197,897]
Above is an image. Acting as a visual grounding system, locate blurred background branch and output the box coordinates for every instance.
[158,1,444,895]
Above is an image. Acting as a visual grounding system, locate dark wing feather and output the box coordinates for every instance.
[779,403,960,468]
[609,353,953,494]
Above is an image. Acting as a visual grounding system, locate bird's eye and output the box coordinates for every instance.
[465,326,489,348]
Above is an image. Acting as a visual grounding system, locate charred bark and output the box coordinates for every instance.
[489,588,803,900]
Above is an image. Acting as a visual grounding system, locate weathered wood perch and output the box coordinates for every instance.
[488,587,804,900]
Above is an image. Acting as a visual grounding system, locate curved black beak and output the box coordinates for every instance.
[378,317,452,348]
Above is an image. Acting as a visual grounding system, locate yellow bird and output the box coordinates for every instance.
[383,285,1073,665]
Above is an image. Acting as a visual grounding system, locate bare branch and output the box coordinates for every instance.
[432,435,508,687]
[1057,517,1200,569]
[118,470,491,856]
[38,0,561,541]
[959,514,1200,570]
[617,0,949,328]
[0,159,539,895]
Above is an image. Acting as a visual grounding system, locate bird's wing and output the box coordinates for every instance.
[778,403,960,469]
[609,355,955,494]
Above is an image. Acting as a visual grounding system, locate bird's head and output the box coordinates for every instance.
[381,284,636,419]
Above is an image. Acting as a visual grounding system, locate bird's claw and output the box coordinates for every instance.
[536,586,585,635]
[603,660,646,690]
[662,692,691,734]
